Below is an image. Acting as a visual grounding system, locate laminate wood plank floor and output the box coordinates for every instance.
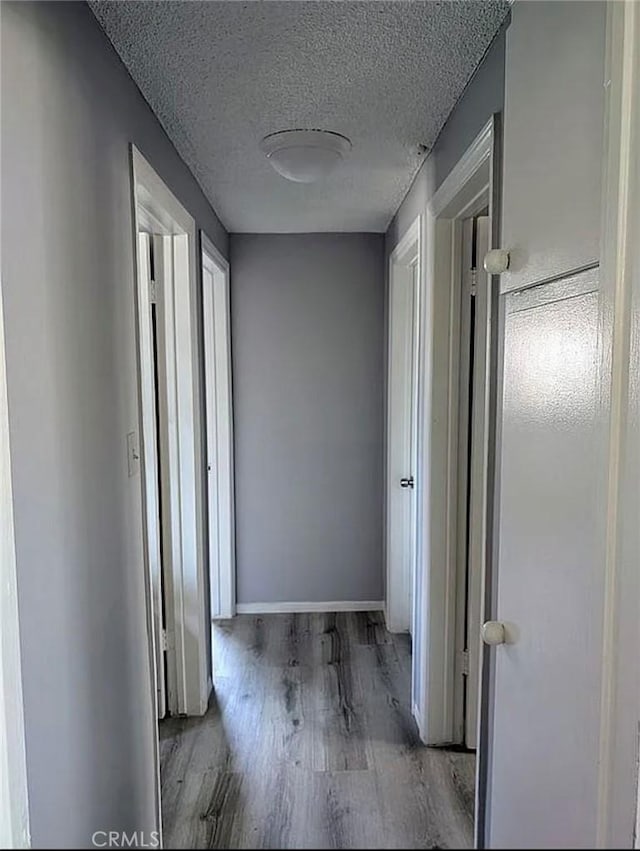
[159,612,475,849]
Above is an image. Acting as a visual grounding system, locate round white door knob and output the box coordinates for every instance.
[483,248,510,275]
[481,620,506,646]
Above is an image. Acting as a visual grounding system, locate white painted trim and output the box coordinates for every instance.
[236,601,384,615]
[202,232,229,276]
[390,215,421,265]
[386,214,422,636]
[418,117,496,750]
[202,233,236,621]
[0,282,30,849]
[430,119,493,218]
[129,169,162,844]
[596,2,640,846]
[132,145,210,721]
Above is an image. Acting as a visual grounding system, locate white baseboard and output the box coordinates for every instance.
[235,600,384,615]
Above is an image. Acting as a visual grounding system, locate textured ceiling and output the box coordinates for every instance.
[90,1,509,233]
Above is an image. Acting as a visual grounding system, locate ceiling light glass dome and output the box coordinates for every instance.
[260,129,352,183]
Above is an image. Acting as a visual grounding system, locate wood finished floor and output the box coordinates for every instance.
[159,612,475,849]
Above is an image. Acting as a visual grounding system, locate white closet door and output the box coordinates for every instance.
[487,270,605,848]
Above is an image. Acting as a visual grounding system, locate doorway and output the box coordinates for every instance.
[416,119,497,753]
[132,147,210,720]
[413,117,500,847]
[131,147,213,835]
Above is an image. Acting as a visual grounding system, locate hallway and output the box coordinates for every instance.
[159,612,475,849]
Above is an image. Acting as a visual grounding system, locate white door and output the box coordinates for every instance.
[137,233,167,719]
[457,215,489,750]
[202,238,235,621]
[483,2,607,846]
[486,270,604,847]
[137,233,181,719]
[387,259,419,633]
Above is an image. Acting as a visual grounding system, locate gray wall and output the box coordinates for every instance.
[1,2,227,847]
[230,234,385,604]
[385,25,506,256]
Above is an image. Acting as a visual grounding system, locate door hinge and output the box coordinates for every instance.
[461,648,470,676]
[149,278,158,304]
[470,268,478,297]
[160,628,174,652]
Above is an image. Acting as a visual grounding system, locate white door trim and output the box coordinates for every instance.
[0,282,30,849]
[201,232,236,621]
[386,215,422,636]
[596,1,640,845]
[131,145,210,723]
[430,119,494,219]
[414,115,499,771]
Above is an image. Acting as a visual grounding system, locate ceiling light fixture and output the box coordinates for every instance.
[260,129,352,183]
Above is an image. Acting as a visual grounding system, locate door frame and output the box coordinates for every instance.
[595,1,640,845]
[415,117,500,769]
[136,231,172,721]
[131,145,210,726]
[0,283,30,849]
[201,233,236,622]
[452,214,491,751]
[386,216,422,635]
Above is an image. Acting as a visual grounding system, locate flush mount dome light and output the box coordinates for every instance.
[260,129,352,183]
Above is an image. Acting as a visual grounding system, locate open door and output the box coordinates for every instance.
[137,232,167,719]
[202,234,236,622]
[454,215,490,750]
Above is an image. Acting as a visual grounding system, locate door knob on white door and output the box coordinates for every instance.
[483,248,510,275]
[482,621,506,645]
[400,476,414,489]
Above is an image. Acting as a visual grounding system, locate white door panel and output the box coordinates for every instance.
[202,244,235,622]
[465,215,490,750]
[500,1,606,293]
[488,270,605,847]
[387,261,419,633]
[137,233,167,720]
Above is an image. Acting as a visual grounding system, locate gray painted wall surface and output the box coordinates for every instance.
[230,234,385,604]
[1,2,227,846]
[385,25,506,256]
